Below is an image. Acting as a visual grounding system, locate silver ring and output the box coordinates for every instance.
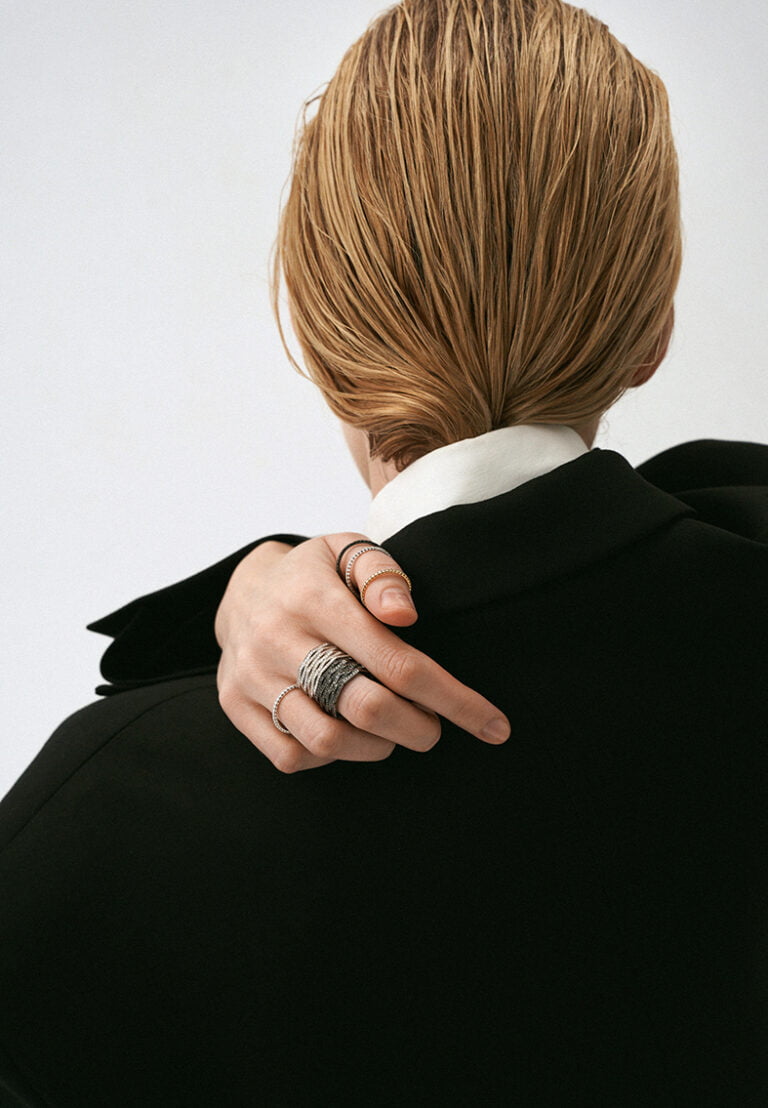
[343,544,390,591]
[297,642,366,719]
[272,683,301,734]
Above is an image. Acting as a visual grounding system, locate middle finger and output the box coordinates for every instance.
[336,672,441,752]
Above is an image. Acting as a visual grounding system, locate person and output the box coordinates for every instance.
[1,0,767,1104]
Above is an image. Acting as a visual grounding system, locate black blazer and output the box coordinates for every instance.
[1,440,767,1107]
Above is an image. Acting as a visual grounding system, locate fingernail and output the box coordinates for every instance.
[481,717,510,743]
[380,587,415,612]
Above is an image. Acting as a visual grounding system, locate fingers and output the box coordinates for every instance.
[219,664,399,774]
[327,535,417,627]
[222,645,441,766]
[373,649,510,744]
[321,535,510,744]
[275,679,404,760]
[305,597,510,746]
[360,569,416,625]
[216,530,510,775]
[335,674,441,749]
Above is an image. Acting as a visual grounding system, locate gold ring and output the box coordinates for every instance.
[359,568,412,606]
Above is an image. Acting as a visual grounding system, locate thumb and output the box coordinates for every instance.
[362,571,417,626]
[332,536,418,627]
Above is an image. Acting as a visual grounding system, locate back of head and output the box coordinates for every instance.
[273,0,682,469]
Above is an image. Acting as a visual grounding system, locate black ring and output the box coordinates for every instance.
[335,539,374,577]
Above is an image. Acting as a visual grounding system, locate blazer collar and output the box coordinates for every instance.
[365,424,588,543]
[87,450,693,695]
[383,449,693,615]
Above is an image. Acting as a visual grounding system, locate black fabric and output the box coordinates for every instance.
[0,440,767,1107]
[86,534,307,695]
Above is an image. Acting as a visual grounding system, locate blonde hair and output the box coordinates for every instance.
[272,0,682,468]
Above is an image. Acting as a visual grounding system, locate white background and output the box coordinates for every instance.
[2,0,767,795]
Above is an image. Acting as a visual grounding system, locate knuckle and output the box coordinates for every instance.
[300,537,336,576]
[419,725,441,753]
[304,718,343,759]
[348,683,387,732]
[230,656,255,689]
[302,535,328,557]
[303,579,330,611]
[272,748,304,775]
[378,644,420,690]
[217,678,241,716]
[245,612,276,644]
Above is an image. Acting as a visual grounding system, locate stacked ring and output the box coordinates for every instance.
[335,539,374,577]
[344,545,389,590]
[270,544,412,736]
[297,642,367,719]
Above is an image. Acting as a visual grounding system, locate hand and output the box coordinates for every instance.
[215,534,510,773]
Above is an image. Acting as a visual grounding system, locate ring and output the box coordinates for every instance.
[359,569,412,606]
[297,642,366,719]
[344,544,390,590]
[335,539,374,577]
[272,683,301,734]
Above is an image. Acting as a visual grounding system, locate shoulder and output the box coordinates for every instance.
[0,675,232,854]
[635,439,768,546]
[636,438,768,492]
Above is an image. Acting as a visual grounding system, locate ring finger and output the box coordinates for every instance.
[270,681,397,765]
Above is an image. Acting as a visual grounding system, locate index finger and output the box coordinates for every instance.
[322,536,510,744]
[364,629,510,744]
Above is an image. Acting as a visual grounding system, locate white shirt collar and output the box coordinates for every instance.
[365,424,588,542]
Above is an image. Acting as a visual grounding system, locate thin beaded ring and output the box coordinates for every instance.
[359,569,412,606]
[344,545,389,590]
[335,539,373,577]
[271,683,301,735]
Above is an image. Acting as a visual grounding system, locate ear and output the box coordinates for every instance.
[629,305,675,388]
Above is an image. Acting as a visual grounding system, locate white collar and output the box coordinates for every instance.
[365,424,588,543]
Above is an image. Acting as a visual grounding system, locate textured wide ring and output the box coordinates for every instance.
[297,642,366,719]
[359,569,412,606]
[272,683,301,735]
